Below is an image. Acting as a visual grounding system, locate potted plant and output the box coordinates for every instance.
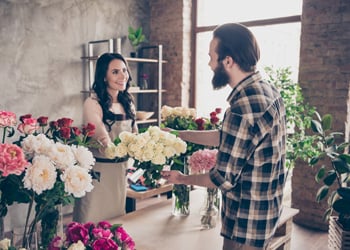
[265,66,319,169]
[308,112,350,247]
[128,26,147,57]
[309,112,350,226]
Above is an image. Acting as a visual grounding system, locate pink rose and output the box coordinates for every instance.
[0,143,28,177]
[65,222,90,245]
[91,238,119,250]
[17,117,38,135]
[0,111,17,127]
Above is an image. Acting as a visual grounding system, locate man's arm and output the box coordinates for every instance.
[177,130,220,147]
[161,171,217,189]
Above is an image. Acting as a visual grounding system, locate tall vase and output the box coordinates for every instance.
[12,225,39,250]
[172,184,190,216]
[200,187,219,229]
[40,204,62,249]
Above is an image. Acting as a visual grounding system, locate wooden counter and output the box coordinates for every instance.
[115,188,299,250]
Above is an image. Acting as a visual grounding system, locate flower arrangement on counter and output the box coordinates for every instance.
[48,220,135,250]
[106,126,187,188]
[160,106,223,216]
[0,111,98,249]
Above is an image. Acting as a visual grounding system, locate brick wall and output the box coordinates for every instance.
[149,0,192,107]
[292,0,350,230]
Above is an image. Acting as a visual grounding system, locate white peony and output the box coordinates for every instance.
[71,145,95,169]
[67,240,85,250]
[0,238,11,250]
[23,155,57,195]
[21,133,54,156]
[48,142,76,170]
[61,165,94,198]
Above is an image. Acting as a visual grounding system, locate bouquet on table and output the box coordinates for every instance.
[106,126,187,188]
[0,111,98,249]
[160,105,222,216]
[48,220,135,250]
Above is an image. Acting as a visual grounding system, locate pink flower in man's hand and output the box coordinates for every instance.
[65,222,90,245]
[91,238,119,250]
[17,117,38,135]
[188,148,218,174]
[0,143,28,177]
[0,111,17,127]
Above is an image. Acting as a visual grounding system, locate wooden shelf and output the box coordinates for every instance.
[81,56,167,64]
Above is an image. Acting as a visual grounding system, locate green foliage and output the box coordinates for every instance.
[308,112,350,229]
[265,66,319,169]
[128,26,147,51]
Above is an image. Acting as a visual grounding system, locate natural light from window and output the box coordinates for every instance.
[195,0,302,117]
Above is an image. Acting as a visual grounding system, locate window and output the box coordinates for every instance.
[194,0,302,116]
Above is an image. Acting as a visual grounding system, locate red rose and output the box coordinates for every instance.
[37,116,49,126]
[57,117,74,128]
[195,118,205,126]
[83,123,96,137]
[72,127,82,136]
[19,114,32,123]
[59,127,71,139]
[49,121,59,129]
[215,108,222,114]
[209,111,217,117]
[210,116,220,125]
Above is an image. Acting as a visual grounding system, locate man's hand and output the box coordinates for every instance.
[161,170,185,184]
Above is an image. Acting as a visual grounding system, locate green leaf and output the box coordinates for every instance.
[333,158,350,174]
[315,166,326,182]
[337,187,350,200]
[323,171,337,186]
[311,120,323,134]
[333,198,350,214]
[321,114,332,131]
[316,185,329,202]
[338,154,350,164]
[309,156,319,165]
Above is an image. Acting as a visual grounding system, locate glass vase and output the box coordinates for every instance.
[199,187,219,229]
[12,225,39,250]
[172,184,190,216]
[40,204,63,249]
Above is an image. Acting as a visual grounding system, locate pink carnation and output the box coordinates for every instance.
[91,238,119,250]
[65,221,90,245]
[188,149,218,174]
[0,143,28,177]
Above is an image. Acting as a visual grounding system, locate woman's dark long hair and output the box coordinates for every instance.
[92,53,136,131]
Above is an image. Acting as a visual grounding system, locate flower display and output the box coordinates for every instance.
[108,126,187,187]
[0,111,98,249]
[161,105,222,131]
[48,220,135,250]
[188,148,218,174]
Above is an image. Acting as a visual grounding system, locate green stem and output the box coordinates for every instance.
[2,127,6,144]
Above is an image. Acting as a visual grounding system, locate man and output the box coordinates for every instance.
[161,23,287,250]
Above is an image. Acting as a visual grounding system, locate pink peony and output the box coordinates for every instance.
[91,238,119,250]
[0,143,28,176]
[0,111,17,127]
[65,221,90,245]
[92,228,113,239]
[188,148,218,174]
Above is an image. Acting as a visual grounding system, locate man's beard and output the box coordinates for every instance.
[211,62,230,90]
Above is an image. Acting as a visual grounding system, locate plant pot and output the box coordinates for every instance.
[328,216,350,249]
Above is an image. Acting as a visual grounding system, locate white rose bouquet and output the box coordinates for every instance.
[110,126,187,187]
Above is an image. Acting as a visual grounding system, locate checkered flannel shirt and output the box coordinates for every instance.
[209,72,287,248]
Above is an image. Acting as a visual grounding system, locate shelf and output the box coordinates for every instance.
[81,89,166,94]
[135,118,158,124]
[81,56,167,64]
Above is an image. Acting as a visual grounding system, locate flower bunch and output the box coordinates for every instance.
[161,105,222,131]
[48,220,135,250]
[0,111,98,249]
[107,126,187,187]
[188,148,218,174]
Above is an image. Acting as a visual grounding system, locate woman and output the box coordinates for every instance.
[73,53,138,223]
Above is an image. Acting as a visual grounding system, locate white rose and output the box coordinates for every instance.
[104,143,118,159]
[0,238,11,249]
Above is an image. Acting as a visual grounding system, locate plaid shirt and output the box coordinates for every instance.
[209,72,287,248]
